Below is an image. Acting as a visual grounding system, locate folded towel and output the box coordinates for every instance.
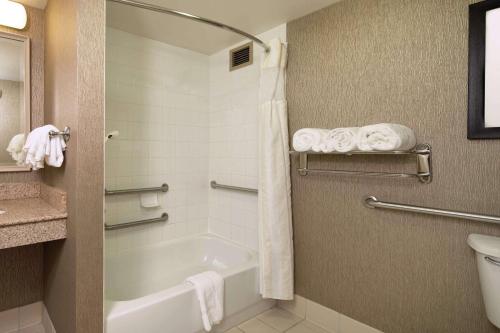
[186,271,224,332]
[6,134,26,165]
[292,128,329,152]
[23,125,66,170]
[320,127,359,153]
[357,123,416,151]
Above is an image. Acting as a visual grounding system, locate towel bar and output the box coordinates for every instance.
[105,183,169,196]
[210,181,258,193]
[104,213,169,230]
[48,126,71,143]
[364,196,500,224]
[290,144,432,183]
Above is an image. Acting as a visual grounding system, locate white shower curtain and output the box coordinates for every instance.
[258,38,294,300]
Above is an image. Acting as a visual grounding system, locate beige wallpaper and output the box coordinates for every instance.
[42,0,104,331]
[287,0,500,332]
[0,6,44,312]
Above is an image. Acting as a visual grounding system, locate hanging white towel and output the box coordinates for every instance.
[258,38,294,300]
[292,128,329,152]
[6,134,26,165]
[320,127,359,153]
[357,123,416,151]
[186,271,224,332]
[23,125,66,170]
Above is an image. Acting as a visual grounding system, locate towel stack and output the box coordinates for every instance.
[5,125,67,170]
[293,124,416,153]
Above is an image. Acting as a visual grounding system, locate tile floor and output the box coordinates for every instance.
[225,308,329,333]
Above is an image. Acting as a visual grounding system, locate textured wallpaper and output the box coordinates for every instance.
[287,0,500,332]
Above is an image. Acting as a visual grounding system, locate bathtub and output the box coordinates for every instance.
[105,234,274,333]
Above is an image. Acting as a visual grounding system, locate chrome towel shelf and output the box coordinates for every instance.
[364,196,500,225]
[105,183,169,196]
[49,126,71,143]
[210,181,258,194]
[105,213,169,230]
[290,144,432,184]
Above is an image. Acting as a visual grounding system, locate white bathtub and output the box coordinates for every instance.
[105,234,274,333]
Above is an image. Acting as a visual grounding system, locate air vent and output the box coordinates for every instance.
[229,42,253,71]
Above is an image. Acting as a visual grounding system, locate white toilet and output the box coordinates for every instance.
[468,234,500,329]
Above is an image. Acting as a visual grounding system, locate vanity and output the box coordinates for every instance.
[0,31,67,249]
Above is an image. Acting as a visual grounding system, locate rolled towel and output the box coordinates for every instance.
[320,127,359,153]
[292,128,329,152]
[6,134,26,165]
[23,125,66,170]
[357,123,416,151]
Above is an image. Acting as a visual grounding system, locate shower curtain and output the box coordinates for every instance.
[258,38,294,300]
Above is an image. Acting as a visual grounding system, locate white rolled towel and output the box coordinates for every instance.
[357,123,416,151]
[292,128,329,152]
[6,134,26,165]
[320,127,359,153]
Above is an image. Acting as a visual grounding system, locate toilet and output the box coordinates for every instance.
[468,234,500,329]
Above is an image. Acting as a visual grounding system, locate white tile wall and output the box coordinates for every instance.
[105,24,287,253]
[208,24,287,251]
[105,28,210,254]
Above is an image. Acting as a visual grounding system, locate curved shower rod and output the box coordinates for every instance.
[107,0,271,53]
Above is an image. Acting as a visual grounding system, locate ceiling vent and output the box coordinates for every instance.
[229,42,253,71]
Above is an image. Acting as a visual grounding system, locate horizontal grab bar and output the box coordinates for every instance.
[210,181,258,194]
[105,183,169,196]
[364,196,500,225]
[104,213,169,230]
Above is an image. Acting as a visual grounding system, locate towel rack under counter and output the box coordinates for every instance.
[364,196,500,225]
[290,144,432,184]
[105,213,169,230]
[210,181,258,194]
[105,183,169,196]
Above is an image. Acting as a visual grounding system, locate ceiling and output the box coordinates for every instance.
[15,0,47,9]
[107,0,342,54]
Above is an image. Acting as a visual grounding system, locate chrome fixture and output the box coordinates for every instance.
[105,183,169,196]
[105,130,120,141]
[105,212,168,230]
[291,144,432,183]
[107,0,271,53]
[210,180,258,194]
[49,127,71,143]
[364,196,500,225]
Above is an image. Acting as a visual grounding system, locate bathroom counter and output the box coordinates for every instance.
[0,182,67,250]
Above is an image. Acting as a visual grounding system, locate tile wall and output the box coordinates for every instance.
[207,24,287,251]
[105,28,210,253]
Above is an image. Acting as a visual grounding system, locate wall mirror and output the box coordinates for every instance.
[468,0,500,139]
[0,31,30,171]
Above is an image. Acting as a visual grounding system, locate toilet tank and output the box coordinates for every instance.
[468,234,500,329]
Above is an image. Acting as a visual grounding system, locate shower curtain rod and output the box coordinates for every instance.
[107,0,271,53]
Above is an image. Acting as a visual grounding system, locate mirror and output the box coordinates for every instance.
[0,32,30,171]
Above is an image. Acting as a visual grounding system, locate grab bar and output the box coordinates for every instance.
[364,196,500,225]
[210,181,258,194]
[105,183,169,196]
[104,213,169,230]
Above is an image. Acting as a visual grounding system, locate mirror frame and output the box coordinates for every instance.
[0,31,31,172]
[468,0,500,139]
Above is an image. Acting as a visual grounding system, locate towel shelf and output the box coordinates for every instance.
[210,181,258,194]
[105,183,169,196]
[364,196,500,225]
[290,144,432,184]
[104,212,169,230]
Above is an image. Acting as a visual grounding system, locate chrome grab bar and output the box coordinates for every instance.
[105,183,169,196]
[363,196,500,225]
[104,213,168,230]
[210,181,258,194]
[485,256,500,267]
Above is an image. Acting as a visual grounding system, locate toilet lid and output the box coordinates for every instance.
[467,234,500,257]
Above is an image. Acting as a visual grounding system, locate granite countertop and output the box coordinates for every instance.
[0,182,68,250]
[0,197,67,227]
